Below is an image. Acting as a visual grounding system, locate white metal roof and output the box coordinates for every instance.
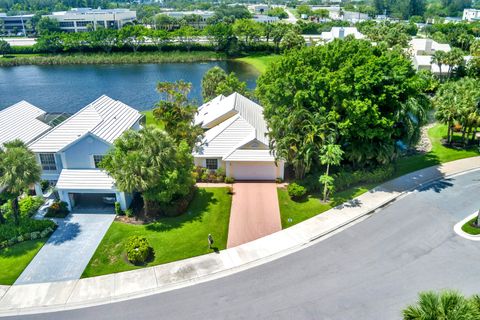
[223,149,275,162]
[320,27,365,43]
[0,101,51,148]
[56,169,116,191]
[409,38,451,54]
[29,95,142,153]
[194,93,274,161]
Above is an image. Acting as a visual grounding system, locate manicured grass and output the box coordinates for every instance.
[82,187,232,277]
[141,110,164,129]
[278,184,375,229]
[462,217,480,235]
[236,54,279,73]
[0,239,47,285]
[395,124,479,177]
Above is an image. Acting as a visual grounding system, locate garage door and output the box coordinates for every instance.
[232,162,277,181]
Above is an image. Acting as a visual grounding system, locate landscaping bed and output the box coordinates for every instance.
[461,217,480,236]
[82,187,232,277]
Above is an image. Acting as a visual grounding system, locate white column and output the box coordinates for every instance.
[34,183,43,197]
[116,192,127,211]
[59,191,72,211]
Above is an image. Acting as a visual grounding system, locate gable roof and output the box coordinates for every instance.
[29,95,142,153]
[194,93,274,161]
[0,101,51,148]
[409,38,451,54]
[320,27,365,43]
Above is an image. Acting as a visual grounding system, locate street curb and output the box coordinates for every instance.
[453,212,480,241]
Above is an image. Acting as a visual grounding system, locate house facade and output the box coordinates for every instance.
[193,93,284,181]
[28,95,143,211]
[319,27,365,43]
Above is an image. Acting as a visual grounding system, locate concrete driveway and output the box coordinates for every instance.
[15,213,115,285]
[227,182,281,248]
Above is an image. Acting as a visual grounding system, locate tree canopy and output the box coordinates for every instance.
[257,39,430,177]
[201,66,251,101]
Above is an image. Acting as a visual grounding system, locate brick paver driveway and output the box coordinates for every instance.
[227,182,281,248]
[15,213,115,285]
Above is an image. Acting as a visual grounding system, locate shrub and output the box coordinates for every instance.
[45,201,70,218]
[216,167,226,182]
[287,183,307,200]
[224,176,235,184]
[161,188,196,217]
[115,202,124,216]
[124,208,133,217]
[0,218,56,242]
[126,236,154,265]
[19,196,44,218]
[333,165,394,192]
[275,177,283,184]
[40,180,50,193]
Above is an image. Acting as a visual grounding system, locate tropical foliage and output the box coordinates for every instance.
[201,66,251,101]
[403,290,480,320]
[100,126,195,216]
[257,39,430,178]
[434,77,480,145]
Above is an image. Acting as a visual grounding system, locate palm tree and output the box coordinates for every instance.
[0,140,41,225]
[403,290,479,320]
[445,48,465,79]
[432,50,447,78]
[319,144,343,202]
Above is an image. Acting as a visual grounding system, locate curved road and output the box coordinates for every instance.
[7,170,480,320]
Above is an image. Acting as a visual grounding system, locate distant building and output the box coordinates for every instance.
[162,10,215,28]
[248,4,270,14]
[463,8,480,21]
[252,15,279,23]
[45,8,136,33]
[0,13,34,35]
[319,27,365,43]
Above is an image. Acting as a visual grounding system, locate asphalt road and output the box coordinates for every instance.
[8,170,480,320]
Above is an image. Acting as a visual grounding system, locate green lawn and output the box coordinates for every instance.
[395,124,479,177]
[236,54,280,74]
[462,217,480,235]
[82,187,232,277]
[279,124,479,229]
[278,185,374,229]
[0,239,47,285]
[141,110,164,129]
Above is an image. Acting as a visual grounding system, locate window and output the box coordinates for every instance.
[76,21,92,27]
[206,159,218,170]
[93,155,105,168]
[39,154,57,171]
[59,21,74,27]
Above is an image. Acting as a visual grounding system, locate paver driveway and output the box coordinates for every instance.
[227,182,281,248]
[14,213,115,285]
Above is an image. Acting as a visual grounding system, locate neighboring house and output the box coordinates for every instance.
[0,101,51,149]
[253,15,279,23]
[0,101,52,193]
[0,13,34,35]
[28,95,143,211]
[463,8,480,22]
[319,27,365,43]
[409,38,451,56]
[194,92,284,181]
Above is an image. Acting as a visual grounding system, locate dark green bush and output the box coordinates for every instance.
[126,236,153,265]
[19,196,44,218]
[224,176,235,184]
[333,165,395,192]
[0,218,56,242]
[287,183,307,200]
[115,202,124,216]
[45,201,70,218]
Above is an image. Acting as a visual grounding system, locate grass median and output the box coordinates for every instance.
[82,187,232,278]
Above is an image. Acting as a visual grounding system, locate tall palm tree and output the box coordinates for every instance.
[319,144,343,202]
[403,290,479,320]
[0,140,41,225]
[432,50,447,78]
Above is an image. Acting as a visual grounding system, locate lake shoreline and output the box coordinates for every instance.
[0,51,227,67]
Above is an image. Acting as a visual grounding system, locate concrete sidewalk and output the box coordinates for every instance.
[0,157,478,316]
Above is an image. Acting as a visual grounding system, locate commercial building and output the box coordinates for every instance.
[0,13,34,35]
[162,10,215,28]
[45,8,136,32]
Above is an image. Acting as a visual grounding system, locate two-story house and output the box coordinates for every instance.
[28,95,143,211]
[193,92,284,181]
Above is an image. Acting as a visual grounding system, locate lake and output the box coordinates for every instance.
[0,61,259,113]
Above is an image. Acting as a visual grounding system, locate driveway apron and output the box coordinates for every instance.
[14,213,115,285]
[227,182,281,248]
